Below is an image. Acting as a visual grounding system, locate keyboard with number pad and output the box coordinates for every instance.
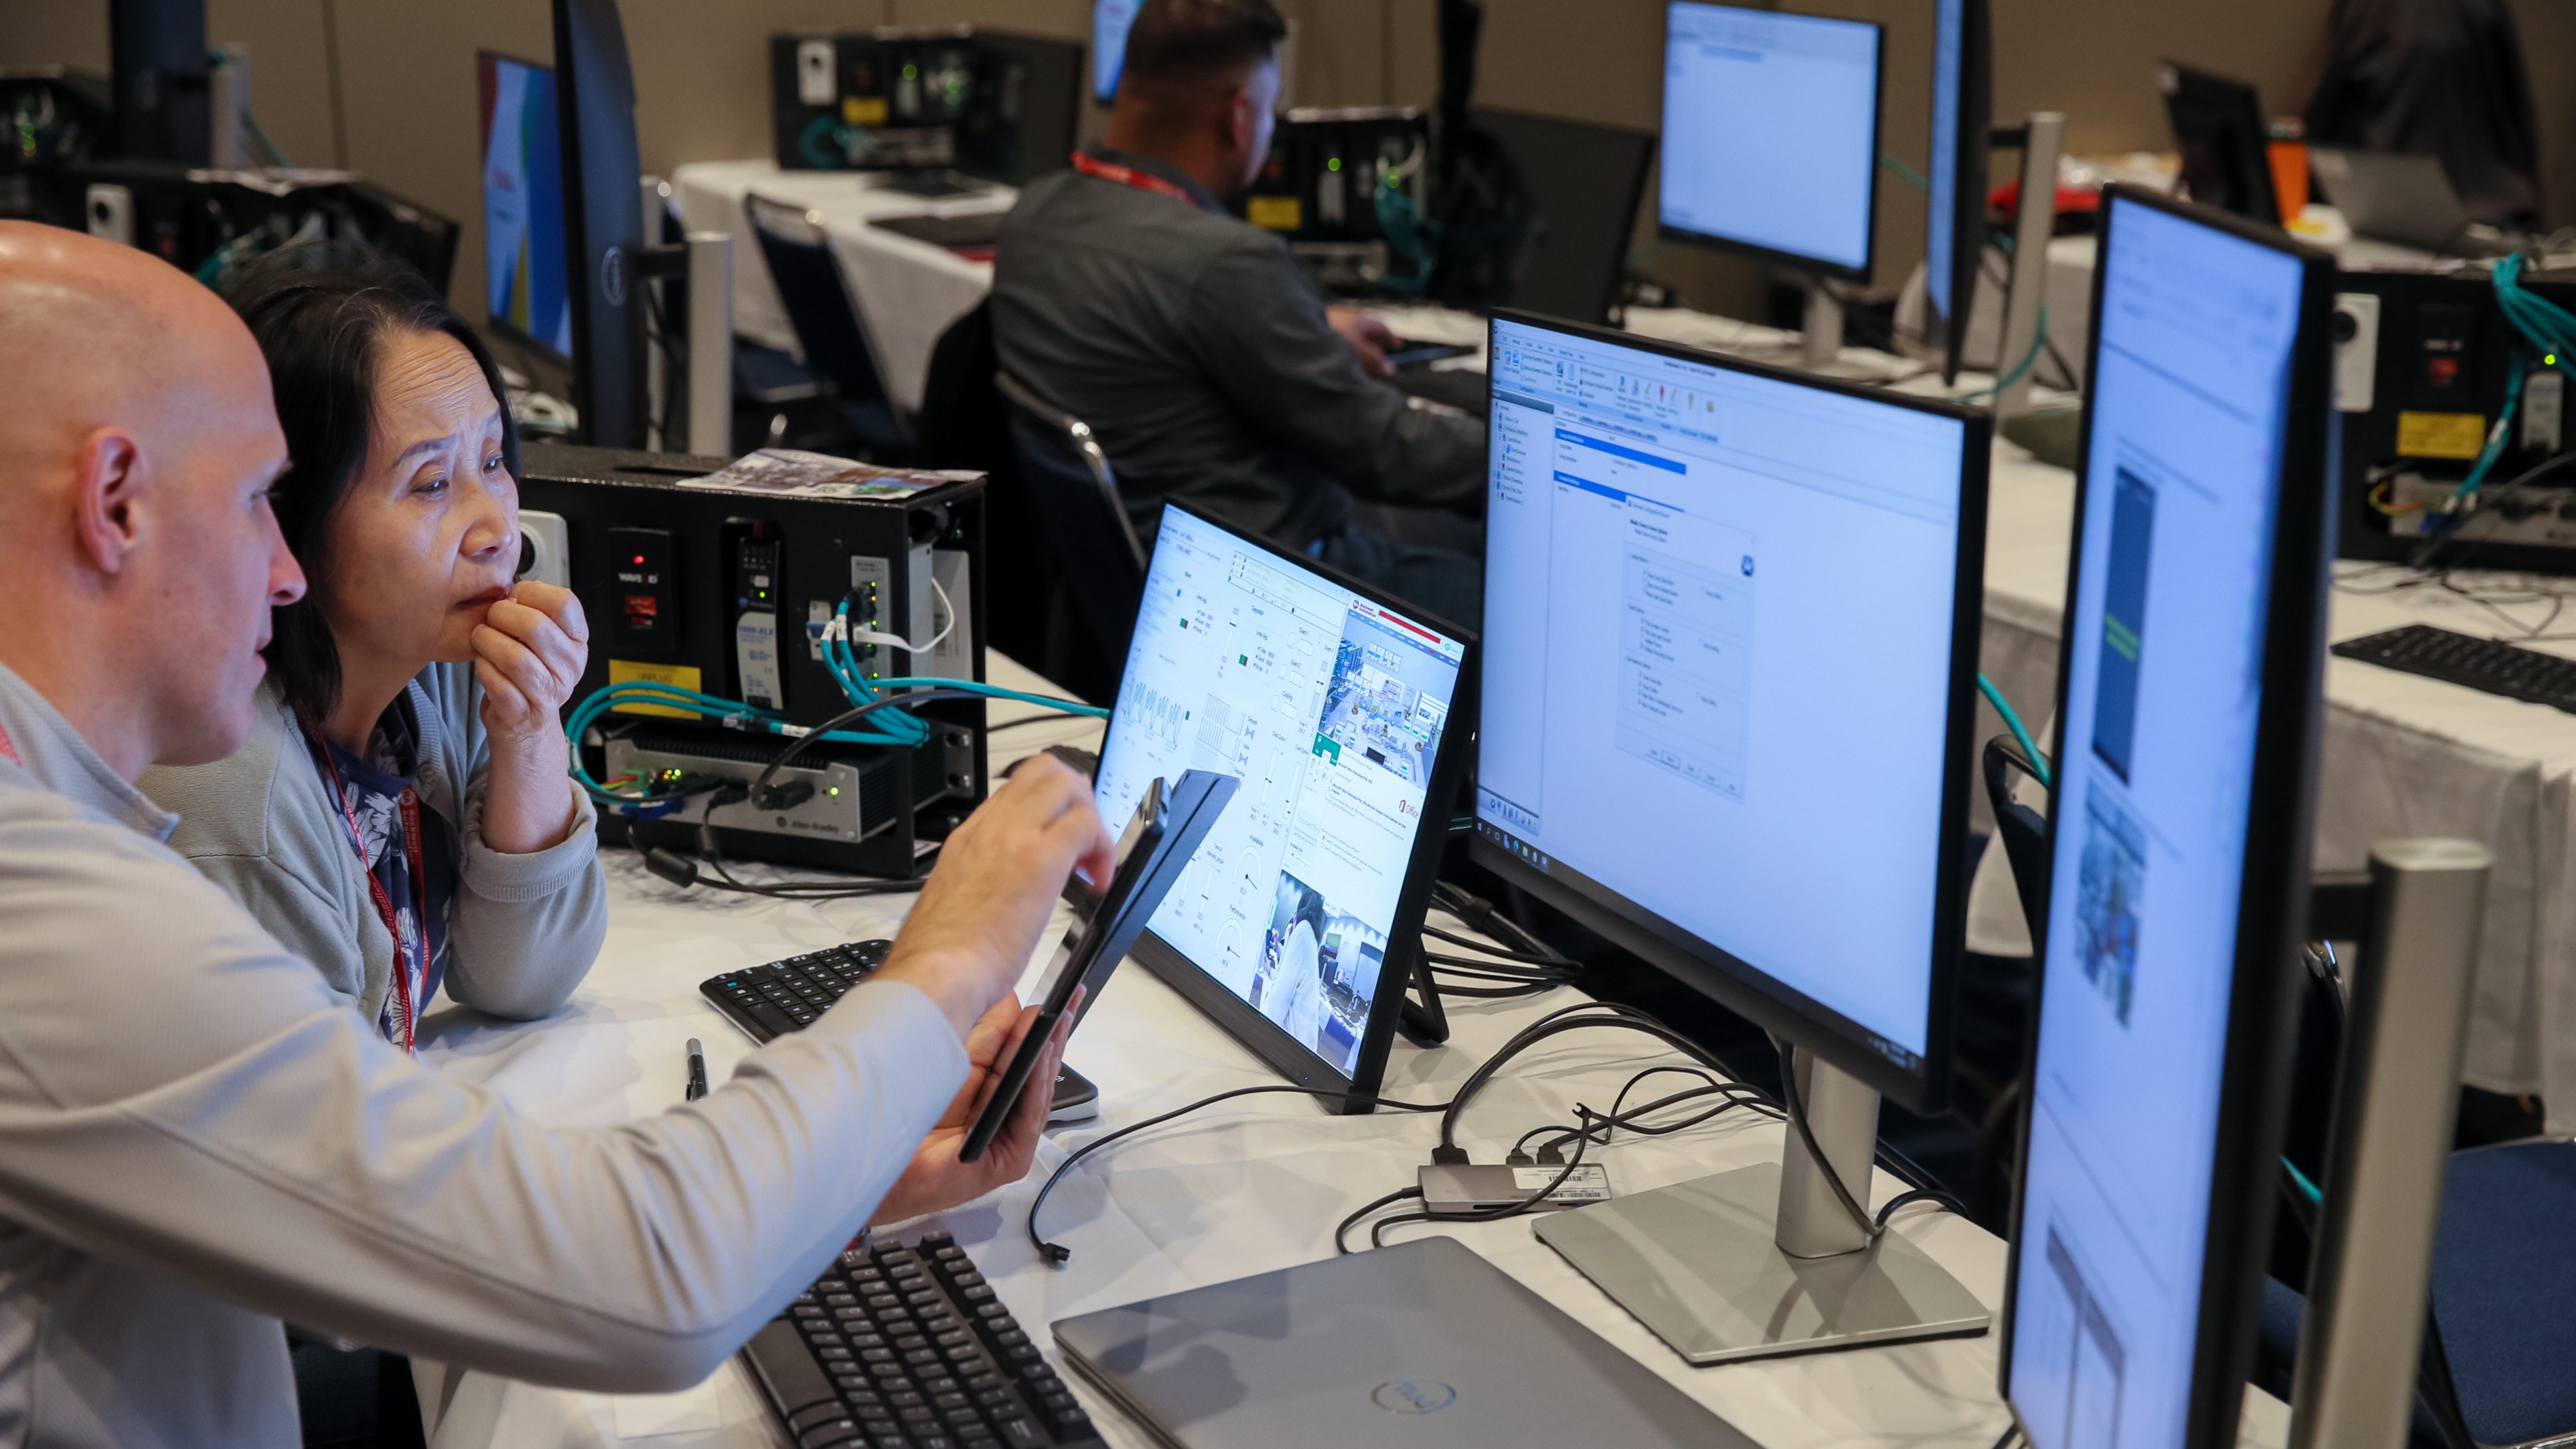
[744,1229,1101,1449]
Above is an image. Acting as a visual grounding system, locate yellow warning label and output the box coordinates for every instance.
[1246,195,1303,231]
[842,96,888,127]
[2396,411,2487,460]
[607,660,703,718]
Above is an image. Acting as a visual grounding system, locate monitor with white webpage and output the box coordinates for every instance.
[1472,310,1986,1112]
[2000,186,2333,1449]
[1658,2,1883,281]
[1093,503,1475,1102]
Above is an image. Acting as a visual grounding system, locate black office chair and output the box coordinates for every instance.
[918,302,1056,674]
[743,193,913,460]
[994,371,1146,704]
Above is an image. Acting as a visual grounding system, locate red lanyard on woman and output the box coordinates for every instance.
[1069,150,1198,205]
[299,718,431,1055]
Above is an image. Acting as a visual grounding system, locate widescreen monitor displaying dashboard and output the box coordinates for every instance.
[1093,504,1472,1093]
[1658,2,1883,280]
[2004,191,2325,1449]
[1472,312,1986,1109]
[475,51,574,360]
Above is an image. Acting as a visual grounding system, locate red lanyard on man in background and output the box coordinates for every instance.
[1069,150,1198,206]
[299,719,431,1055]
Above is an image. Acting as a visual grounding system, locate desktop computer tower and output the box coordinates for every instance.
[2333,266,2576,572]
[518,444,989,879]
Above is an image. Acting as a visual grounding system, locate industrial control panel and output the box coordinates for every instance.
[518,443,987,878]
[2334,264,2576,572]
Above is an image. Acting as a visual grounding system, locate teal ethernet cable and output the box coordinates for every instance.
[1977,672,2049,788]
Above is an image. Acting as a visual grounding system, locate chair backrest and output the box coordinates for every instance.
[920,303,1050,672]
[743,194,901,423]
[995,370,1148,691]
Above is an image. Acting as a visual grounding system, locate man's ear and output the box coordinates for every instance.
[69,427,147,575]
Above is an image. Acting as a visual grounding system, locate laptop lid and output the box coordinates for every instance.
[1052,1237,1757,1448]
[2310,148,2470,253]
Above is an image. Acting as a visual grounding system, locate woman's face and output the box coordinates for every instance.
[321,327,517,670]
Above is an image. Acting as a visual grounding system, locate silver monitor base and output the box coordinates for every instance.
[1535,1162,1992,1365]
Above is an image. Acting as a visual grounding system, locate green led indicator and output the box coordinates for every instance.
[1327,157,1341,172]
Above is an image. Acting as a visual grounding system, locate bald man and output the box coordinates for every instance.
[993,0,1483,626]
[0,220,1113,1447]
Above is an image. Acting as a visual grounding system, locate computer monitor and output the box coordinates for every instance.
[476,51,574,361]
[1926,0,1991,384]
[1092,502,1475,1104]
[550,0,649,449]
[1092,0,1138,105]
[1480,310,1994,1362]
[2159,62,2281,227]
[1999,185,2335,1449]
[1657,2,1882,283]
[1469,108,1656,326]
[958,31,1085,187]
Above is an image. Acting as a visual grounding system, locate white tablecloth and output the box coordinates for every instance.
[407,655,2292,1449]
[672,160,1012,414]
[1963,446,2576,1130]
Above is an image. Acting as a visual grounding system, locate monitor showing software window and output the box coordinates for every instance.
[1475,312,1982,1102]
[475,51,573,360]
[1658,2,1882,279]
[1094,504,1472,1092]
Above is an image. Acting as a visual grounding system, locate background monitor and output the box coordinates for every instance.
[958,32,1086,186]
[476,51,573,361]
[2000,186,2332,1449]
[1469,108,1656,326]
[2159,62,2281,227]
[551,0,648,450]
[1092,0,1137,104]
[1092,503,1475,1102]
[1926,0,1991,384]
[1470,310,1987,1112]
[1657,2,1883,282]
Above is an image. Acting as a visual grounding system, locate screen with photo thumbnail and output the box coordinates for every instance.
[2006,199,2305,1449]
[1095,509,1467,1079]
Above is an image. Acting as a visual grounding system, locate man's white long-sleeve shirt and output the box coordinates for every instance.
[0,662,968,1447]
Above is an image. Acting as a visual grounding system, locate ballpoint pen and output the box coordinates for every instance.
[685,1037,708,1101]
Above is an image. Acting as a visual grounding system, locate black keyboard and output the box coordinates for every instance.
[2332,624,2576,711]
[743,1228,1101,1449]
[701,947,1100,1118]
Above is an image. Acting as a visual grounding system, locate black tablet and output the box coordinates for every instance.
[958,768,1238,1162]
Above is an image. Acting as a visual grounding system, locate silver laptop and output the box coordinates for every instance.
[1050,1236,1758,1448]
[2310,147,2471,254]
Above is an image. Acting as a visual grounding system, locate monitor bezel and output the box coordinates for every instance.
[1994,183,2336,1449]
[1467,307,1991,1117]
[1653,0,1886,286]
[473,47,575,369]
[1118,498,1482,1112]
[1928,0,1990,386]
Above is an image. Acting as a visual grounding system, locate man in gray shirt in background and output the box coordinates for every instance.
[994,0,1484,626]
[0,219,1110,1447]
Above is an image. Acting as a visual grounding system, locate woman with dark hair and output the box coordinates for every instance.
[140,247,605,1044]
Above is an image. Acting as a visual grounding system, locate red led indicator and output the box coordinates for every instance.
[631,553,647,565]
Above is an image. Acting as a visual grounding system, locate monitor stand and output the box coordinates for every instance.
[1719,281,1909,383]
[1534,1046,1991,1364]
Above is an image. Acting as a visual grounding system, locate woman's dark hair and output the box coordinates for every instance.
[225,243,520,721]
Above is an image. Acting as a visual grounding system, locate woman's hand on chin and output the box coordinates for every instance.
[471,581,590,852]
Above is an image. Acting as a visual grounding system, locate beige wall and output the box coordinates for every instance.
[9,0,2570,321]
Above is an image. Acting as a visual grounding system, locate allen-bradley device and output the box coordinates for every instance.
[518,443,987,878]
[769,27,1083,186]
[2333,262,2576,573]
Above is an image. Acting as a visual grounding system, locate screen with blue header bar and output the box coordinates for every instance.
[2006,198,2305,1449]
[1478,316,1968,1064]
